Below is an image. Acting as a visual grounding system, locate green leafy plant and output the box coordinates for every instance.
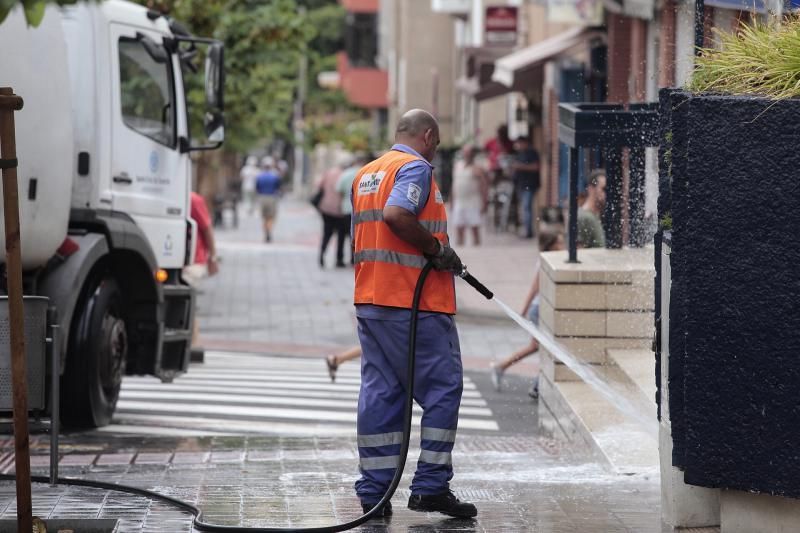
[689,18,800,99]
[0,0,92,27]
[660,213,672,231]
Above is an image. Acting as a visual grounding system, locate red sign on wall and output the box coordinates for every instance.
[485,6,518,47]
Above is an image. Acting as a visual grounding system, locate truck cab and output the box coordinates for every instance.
[0,0,224,427]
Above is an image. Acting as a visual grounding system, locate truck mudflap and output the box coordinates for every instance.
[156,282,194,383]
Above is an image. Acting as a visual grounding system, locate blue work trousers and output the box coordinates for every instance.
[354,314,463,504]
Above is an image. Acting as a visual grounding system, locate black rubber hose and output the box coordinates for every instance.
[0,262,438,533]
[460,272,493,300]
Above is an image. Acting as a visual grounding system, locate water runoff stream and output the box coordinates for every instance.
[492,297,659,438]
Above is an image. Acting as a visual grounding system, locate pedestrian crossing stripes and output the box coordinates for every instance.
[103,351,500,437]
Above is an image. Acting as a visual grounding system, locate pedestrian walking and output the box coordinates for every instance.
[255,157,282,243]
[336,153,367,265]
[491,229,565,398]
[483,124,513,183]
[183,192,220,356]
[227,175,242,229]
[351,109,477,519]
[315,157,349,268]
[240,155,260,215]
[450,145,488,246]
[511,136,540,239]
[484,125,516,232]
[577,169,607,248]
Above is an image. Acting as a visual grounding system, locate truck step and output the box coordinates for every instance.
[163,328,191,342]
[162,284,192,297]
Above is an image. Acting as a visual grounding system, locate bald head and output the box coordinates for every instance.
[395,109,440,162]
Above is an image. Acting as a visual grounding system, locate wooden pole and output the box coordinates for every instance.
[0,87,33,533]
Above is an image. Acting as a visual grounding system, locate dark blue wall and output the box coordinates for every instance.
[664,91,800,497]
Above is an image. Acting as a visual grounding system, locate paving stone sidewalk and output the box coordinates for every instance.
[0,432,663,532]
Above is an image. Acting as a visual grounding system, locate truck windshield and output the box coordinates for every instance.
[118,38,175,147]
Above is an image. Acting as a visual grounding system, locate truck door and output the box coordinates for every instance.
[109,23,188,269]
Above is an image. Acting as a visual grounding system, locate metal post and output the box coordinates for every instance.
[695,0,705,55]
[0,87,33,533]
[568,146,579,263]
[603,147,623,248]
[48,315,60,487]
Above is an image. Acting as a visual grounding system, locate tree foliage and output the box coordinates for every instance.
[0,0,89,26]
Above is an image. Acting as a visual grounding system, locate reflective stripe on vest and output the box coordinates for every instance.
[352,150,456,314]
[353,209,448,233]
[354,249,428,269]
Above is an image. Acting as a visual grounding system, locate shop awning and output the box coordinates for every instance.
[455,76,510,101]
[491,26,603,88]
[454,46,515,101]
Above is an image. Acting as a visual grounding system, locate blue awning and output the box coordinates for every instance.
[704,0,766,13]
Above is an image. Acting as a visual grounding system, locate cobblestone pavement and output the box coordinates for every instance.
[0,199,669,531]
[1,431,662,532]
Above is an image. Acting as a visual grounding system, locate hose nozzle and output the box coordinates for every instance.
[458,266,494,300]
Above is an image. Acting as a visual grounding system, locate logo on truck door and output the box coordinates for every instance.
[149,151,159,173]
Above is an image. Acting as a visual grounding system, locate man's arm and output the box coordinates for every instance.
[200,225,219,275]
[383,160,434,253]
[383,206,440,256]
[192,194,219,275]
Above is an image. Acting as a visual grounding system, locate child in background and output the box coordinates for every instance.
[491,228,565,398]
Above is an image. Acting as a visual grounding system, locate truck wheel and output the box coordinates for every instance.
[61,277,128,428]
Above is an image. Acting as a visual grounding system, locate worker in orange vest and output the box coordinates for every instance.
[351,109,477,519]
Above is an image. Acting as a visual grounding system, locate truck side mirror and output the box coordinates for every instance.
[205,43,224,112]
[204,110,224,143]
[176,36,225,152]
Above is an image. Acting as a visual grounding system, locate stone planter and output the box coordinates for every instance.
[659,89,800,528]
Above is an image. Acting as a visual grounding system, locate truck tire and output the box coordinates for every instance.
[61,276,128,428]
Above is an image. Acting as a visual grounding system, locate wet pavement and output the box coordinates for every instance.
[0,200,672,531]
[1,430,662,532]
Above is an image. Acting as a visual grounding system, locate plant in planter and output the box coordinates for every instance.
[659,18,800,501]
[690,19,800,99]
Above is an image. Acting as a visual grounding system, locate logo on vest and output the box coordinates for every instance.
[435,189,444,204]
[358,171,385,195]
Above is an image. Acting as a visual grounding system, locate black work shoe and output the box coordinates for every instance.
[361,500,392,516]
[408,490,477,518]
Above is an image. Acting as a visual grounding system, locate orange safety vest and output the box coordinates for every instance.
[352,150,456,314]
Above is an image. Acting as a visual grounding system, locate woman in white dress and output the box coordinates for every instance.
[450,145,488,246]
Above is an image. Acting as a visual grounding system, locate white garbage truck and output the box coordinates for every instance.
[0,0,225,427]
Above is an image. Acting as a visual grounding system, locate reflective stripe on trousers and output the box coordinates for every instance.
[357,428,456,470]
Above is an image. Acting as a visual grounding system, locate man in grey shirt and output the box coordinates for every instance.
[577,169,606,248]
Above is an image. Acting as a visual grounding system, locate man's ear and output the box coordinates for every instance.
[423,128,433,146]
